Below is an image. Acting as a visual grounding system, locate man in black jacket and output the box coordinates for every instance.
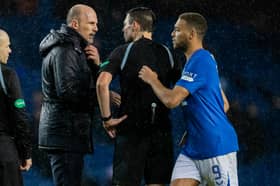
[38,4,100,186]
[0,29,32,186]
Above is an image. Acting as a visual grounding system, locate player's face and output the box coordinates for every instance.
[0,34,11,64]
[122,14,135,42]
[171,18,191,52]
[76,9,98,44]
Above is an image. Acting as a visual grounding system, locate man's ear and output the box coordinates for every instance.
[189,28,195,40]
[70,19,79,30]
[132,21,141,32]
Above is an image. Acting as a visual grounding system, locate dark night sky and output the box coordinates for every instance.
[51,0,280,35]
[1,0,278,35]
[51,0,280,62]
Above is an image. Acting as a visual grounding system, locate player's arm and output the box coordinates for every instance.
[221,89,229,113]
[139,65,189,108]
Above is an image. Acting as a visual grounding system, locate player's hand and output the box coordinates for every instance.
[85,45,100,66]
[20,158,32,171]
[138,65,158,85]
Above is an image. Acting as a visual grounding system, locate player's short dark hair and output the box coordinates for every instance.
[179,12,208,39]
[126,7,156,32]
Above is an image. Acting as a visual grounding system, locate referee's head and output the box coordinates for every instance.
[126,7,156,33]
[122,7,156,42]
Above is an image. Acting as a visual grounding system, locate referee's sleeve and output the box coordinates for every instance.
[7,70,32,160]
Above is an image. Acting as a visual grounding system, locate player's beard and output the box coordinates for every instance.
[174,40,188,53]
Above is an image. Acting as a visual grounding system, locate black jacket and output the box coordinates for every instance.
[0,64,32,161]
[38,24,99,153]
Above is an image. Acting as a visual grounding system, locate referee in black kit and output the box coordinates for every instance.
[97,7,183,186]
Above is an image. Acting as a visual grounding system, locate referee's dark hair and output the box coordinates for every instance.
[179,12,208,40]
[126,7,156,32]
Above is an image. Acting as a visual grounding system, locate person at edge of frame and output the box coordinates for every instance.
[0,28,32,186]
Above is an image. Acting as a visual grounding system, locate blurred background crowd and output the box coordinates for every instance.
[0,0,279,185]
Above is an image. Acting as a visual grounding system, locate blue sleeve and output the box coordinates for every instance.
[176,56,209,94]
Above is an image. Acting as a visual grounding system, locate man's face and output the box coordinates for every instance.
[171,18,191,52]
[76,9,98,44]
[122,14,135,42]
[0,34,11,64]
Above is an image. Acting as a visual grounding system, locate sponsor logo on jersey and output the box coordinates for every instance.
[181,71,197,82]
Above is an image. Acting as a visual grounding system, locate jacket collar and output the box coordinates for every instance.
[60,24,88,53]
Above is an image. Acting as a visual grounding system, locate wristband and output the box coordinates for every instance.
[101,114,112,122]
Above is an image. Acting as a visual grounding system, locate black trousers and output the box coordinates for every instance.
[112,130,174,186]
[0,136,23,186]
[47,151,85,186]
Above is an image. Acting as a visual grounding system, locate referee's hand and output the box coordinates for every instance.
[103,115,127,138]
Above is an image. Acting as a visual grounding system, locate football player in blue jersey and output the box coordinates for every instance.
[139,12,239,186]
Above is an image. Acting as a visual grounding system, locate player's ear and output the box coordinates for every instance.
[189,28,195,40]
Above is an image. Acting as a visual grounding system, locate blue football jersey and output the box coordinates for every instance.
[176,49,239,159]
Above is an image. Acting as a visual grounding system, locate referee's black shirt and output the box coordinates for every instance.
[101,38,182,134]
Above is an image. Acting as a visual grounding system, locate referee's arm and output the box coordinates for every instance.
[96,72,127,138]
